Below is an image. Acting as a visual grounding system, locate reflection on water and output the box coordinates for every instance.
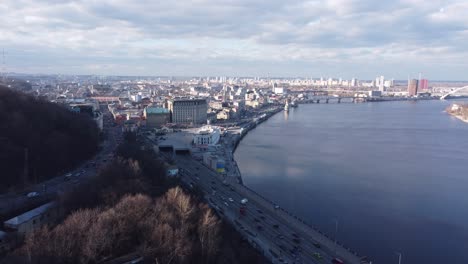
[235,100,468,264]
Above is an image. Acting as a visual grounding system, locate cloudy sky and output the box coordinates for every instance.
[1,0,467,79]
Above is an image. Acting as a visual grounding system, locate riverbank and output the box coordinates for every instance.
[222,106,283,185]
[233,106,283,153]
[446,103,468,123]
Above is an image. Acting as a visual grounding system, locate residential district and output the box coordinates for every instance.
[1,74,468,264]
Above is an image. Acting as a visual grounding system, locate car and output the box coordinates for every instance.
[313,252,322,260]
[274,205,280,209]
[313,242,321,248]
[211,181,216,185]
[273,224,279,229]
[224,202,229,207]
[26,192,39,198]
[269,249,279,258]
[332,258,344,264]
[245,229,256,237]
[74,173,81,177]
[256,225,263,230]
[230,187,235,191]
[65,173,73,177]
[228,198,234,202]
[256,209,263,214]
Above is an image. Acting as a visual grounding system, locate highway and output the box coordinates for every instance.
[173,154,369,264]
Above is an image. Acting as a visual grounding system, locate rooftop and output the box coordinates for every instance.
[4,201,57,228]
[145,107,169,114]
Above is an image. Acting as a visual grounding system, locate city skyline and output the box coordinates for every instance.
[1,0,468,79]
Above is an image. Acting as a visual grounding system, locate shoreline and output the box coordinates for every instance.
[223,106,371,263]
[446,103,468,124]
[448,112,468,123]
[228,106,283,185]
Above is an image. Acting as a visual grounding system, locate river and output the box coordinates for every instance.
[234,100,468,264]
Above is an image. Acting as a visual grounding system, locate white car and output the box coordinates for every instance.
[26,192,39,198]
[228,198,234,202]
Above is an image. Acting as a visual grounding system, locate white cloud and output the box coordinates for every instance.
[0,0,467,79]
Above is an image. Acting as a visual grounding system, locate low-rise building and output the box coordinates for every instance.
[193,125,221,146]
[144,107,170,128]
[4,202,60,237]
[202,153,225,173]
[0,231,13,254]
[368,90,382,97]
[216,109,230,120]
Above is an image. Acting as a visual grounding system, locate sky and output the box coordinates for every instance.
[1,0,468,80]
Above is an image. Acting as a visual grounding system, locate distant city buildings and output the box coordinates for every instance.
[168,98,207,124]
[369,90,382,97]
[408,79,419,96]
[419,79,429,90]
[90,84,111,95]
[377,76,385,92]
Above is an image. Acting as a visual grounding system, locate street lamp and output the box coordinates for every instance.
[333,218,339,256]
[395,252,402,264]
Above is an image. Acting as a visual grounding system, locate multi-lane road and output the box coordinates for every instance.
[173,155,369,264]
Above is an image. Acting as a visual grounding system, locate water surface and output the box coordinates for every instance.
[235,101,468,264]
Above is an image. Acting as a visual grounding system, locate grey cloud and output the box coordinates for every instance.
[0,0,467,79]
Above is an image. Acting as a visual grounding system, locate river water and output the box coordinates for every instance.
[234,100,468,264]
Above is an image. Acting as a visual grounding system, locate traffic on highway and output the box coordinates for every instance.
[174,155,361,264]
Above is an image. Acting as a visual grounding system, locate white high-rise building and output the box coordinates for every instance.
[378,76,385,92]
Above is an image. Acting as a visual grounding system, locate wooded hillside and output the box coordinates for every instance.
[0,86,99,191]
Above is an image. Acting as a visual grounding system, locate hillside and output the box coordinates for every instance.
[7,135,267,264]
[0,85,99,191]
